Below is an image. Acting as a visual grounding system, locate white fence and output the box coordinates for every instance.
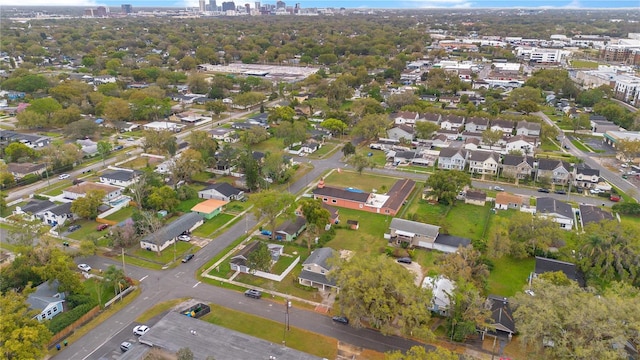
[253,256,300,282]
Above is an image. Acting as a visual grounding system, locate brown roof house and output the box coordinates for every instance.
[62,182,122,203]
[7,162,46,180]
[191,199,228,220]
[495,192,525,210]
[465,190,487,206]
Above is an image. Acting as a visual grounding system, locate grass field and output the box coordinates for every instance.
[327,208,392,255]
[404,201,491,242]
[104,206,135,222]
[570,60,598,69]
[323,170,398,193]
[571,139,592,152]
[192,213,236,237]
[176,198,204,212]
[202,304,338,359]
[487,256,535,296]
[249,137,285,154]
[132,240,197,264]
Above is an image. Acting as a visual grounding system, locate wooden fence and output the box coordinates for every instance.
[48,305,100,348]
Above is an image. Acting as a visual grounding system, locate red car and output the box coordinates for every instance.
[97,224,109,231]
[610,194,621,202]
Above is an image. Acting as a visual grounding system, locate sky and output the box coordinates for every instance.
[3,0,640,9]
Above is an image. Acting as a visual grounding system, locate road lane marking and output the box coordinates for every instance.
[139,275,148,281]
[192,281,201,288]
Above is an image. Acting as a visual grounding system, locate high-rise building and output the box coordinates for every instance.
[221,1,235,11]
[199,0,206,12]
[95,6,108,17]
[209,0,217,11]
[121,4,133,13]
[276,0,285,8]
[244,3,250,13]
[254,1,260,10]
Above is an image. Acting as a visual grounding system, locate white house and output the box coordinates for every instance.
[468,151,500,175]
[440,115,465,131]
[516,121,541,137]
[198,182,245,201]
[208,128,239,143]
[465,117,489,132]
[62,182,123,202]
[99,169,141,188]
[41,202,73,227]
[298,247,338,291]
[490,120,515,135]
[437,147,468,171]
[422,276,455,316]
[27,280,65,321]
[394,111,420,125]
[140,213,204,252]
[536,197,575,230]
[505,135,536,155]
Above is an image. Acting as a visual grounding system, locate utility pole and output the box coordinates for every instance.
[121,247,126,276]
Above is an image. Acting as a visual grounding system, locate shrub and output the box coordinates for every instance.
[47,302,97,334]
[612,202,640,215]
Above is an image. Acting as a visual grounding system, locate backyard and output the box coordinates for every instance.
[323,170,399,193]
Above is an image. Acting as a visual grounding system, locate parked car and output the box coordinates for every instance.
[97,224,109,231]
[68,224,81,232]
[554,190,566,195]
[77,263,92,272]
[332,316,349,325]
[590,188,602,194]
[493,186,505,191]
[182,254,195,263]
[58,173,70,180]
[120,342,132,352]
[133,325,150,336]
[260,230,272,236]
[178,235,191,242]
[397,257,412,264]
[610,194,621,202]
[244,289,262,299]
[537,188,550,193]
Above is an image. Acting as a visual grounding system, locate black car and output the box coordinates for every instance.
[244,289,262,299]
[182,254,195,263]
[68,224,81,232]
[397,257,412,264]
[537,188,550,193]
[554,190,567,195]
[332,316,349,325]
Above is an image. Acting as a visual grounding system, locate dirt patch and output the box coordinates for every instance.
[397,261,424,287]
[337,342,364,360]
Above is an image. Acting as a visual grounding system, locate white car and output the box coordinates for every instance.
[178,235,191,242]
[58,174,70,180]
[133,325,150,336]
[590,188,602,194]
[77,264,92,272]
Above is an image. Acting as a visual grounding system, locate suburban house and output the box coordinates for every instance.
[7,162,46,179]
[99,169,141,188]
[394,111,419,125]
[387,218,471,253]
[229,241,262,274]
[275,216,307,241]
[0,130,51,148]
[536,197,575,230]
[311,179,414,216]
[208,128,239,143]
[422,276,455,316]
[501,155,534,180]
[465,190,487,206]
[485,295,516,338]
[440,115,465,131]
[62,182,123,202]
[468,151,500,175]
[490,120,515,135]
[516,121,541,137]
[298,247,338,291]
[41,202,73,227]
[198,183,245,201]
[295,203,339,226]
[387,125,415,141]
[27,280,65,321]
[573,166,600,189]
[579,205,614,228]
[111,121,139,132]
[465,117,489,132]
[505,135,536,155]
[495,192,525,210]
[536,159,571,185]
[421,112,441,125]
[14,199,56,221]
[437,147,468,171]
[191,199,228,220]
[140,212,204,252]
[533,256,585,287]
[299,141,321,155]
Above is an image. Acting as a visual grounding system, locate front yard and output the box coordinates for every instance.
[131,240,198,265]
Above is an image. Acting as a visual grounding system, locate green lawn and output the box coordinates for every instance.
[83,278,115,306]
[42,180,73,196]
[65,219,104,240]
[271,254,299,274]
[249,136,285,154]
[308,141,341,159]
[327,208,392,255]
[202,304,337,359]
[487,256,535,297]
[104,206,135,223]
[132,241,197,264]
[323,170,398,194]
[570,60,598,69]
[571,139,592,152]
[192,213,236,237]
[176,198,204,212]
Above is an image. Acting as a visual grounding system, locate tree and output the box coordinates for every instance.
[52,106,82,127]
[424,171,471,205]
[346,153,375,175]
[329,255,433,340]
[571,113,591,133]
[507,213,564,258]
[238,150,261,191]
[262,151,288,184]
[170,149,205,185]
[616,139,640,165]
[176,347,194,360]
[242,126,270,146]
[447,280,492,342]
[187,73,209,94]
[0,289,52,360]
[275,121,307,147]
[234,91,265,109]
[217,145,238,175]
[4,142,38,163]
[103,98,131,121]
[514,99,539,114]
[97,141,112,167]
[386,346,460,360]
[512,279,640,360]
[146,185,179,212]
[64,118,98,139]
[299,198,331,251]
[507,86,542,109]
[35,247,83,295]
[71,190,106,219]
[387,93,419,111]
[27,97,62,122]
[251,190,295,240]
[268,106,295,123]
[352,114,389,141]
[481,128,503,147]
[342,142,356,157]
[103,265,127,296]
[320,118,347,136]
[437,245,490,291]
[16,111,47,129]
[142,130,178,156]
[247,241,272,273]
[206,100,227,118]
[414,121,439,140]
[188,131,218,165]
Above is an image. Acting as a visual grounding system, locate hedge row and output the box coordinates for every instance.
[47,302,97,334]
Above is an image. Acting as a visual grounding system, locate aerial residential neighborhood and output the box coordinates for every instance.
[0,5,639,360]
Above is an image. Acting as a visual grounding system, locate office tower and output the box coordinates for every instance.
[95,6,108,17]
[121,4,132,13]
[245,3,250,13]
[222,1,235,11]
[199,0,205,11]
[209,0,217,11]
[254,1,260,11]
[276,0,285,8]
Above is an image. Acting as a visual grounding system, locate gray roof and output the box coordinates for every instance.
[435,234,472,248]
[48,202,72,216]
[465,190,486,201]
[101,169,140,182]
[26,280,63,311]
[466,117,489,126]
[487,295,516,335]
[298,270,337,287]
[390,218,440,238]
[537,197,573,219]
[517,121,541,131]
[276,216,307,235]
[579,205,614,225]
[491,119,515,129]
[575,166,600,177]
[202,182,243,197]
[468,150,499,162]
[537,159,570,171]
[312,186,370,203]
[502,154,533,167]
[302,247,335,270]
[438,147,466,158]
[21,200,56,214]
[139,311,323,360]
[141,212,204,245]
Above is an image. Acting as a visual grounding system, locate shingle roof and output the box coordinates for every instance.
[434,234,471,248]
[442,114,465,124]
[21,200,55,214]
[7,162,46,174]
[439,147,466,158]
[537,159,570,171]
[302,247,335,270]
[276,216,306,235]
[517,121,541,131]
[465,190,486,201]
[466,117,489,126]
[487,295,516,334]
[141,212,204,245]
[202,182,243,197]
[502,154,533,167]
[48,202,72,216]
[536,197,573,219]
[383,179,416,212]
[579,205,614,225]
[101,169,140,182]
[390,218,440,238]
[491,119,515,129]
[298,270,337,286]
[468,150,499,162]
[312,186,370,203]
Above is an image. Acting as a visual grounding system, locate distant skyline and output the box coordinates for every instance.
[3,0,640,9]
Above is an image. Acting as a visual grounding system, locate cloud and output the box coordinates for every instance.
[2,0,96,5]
